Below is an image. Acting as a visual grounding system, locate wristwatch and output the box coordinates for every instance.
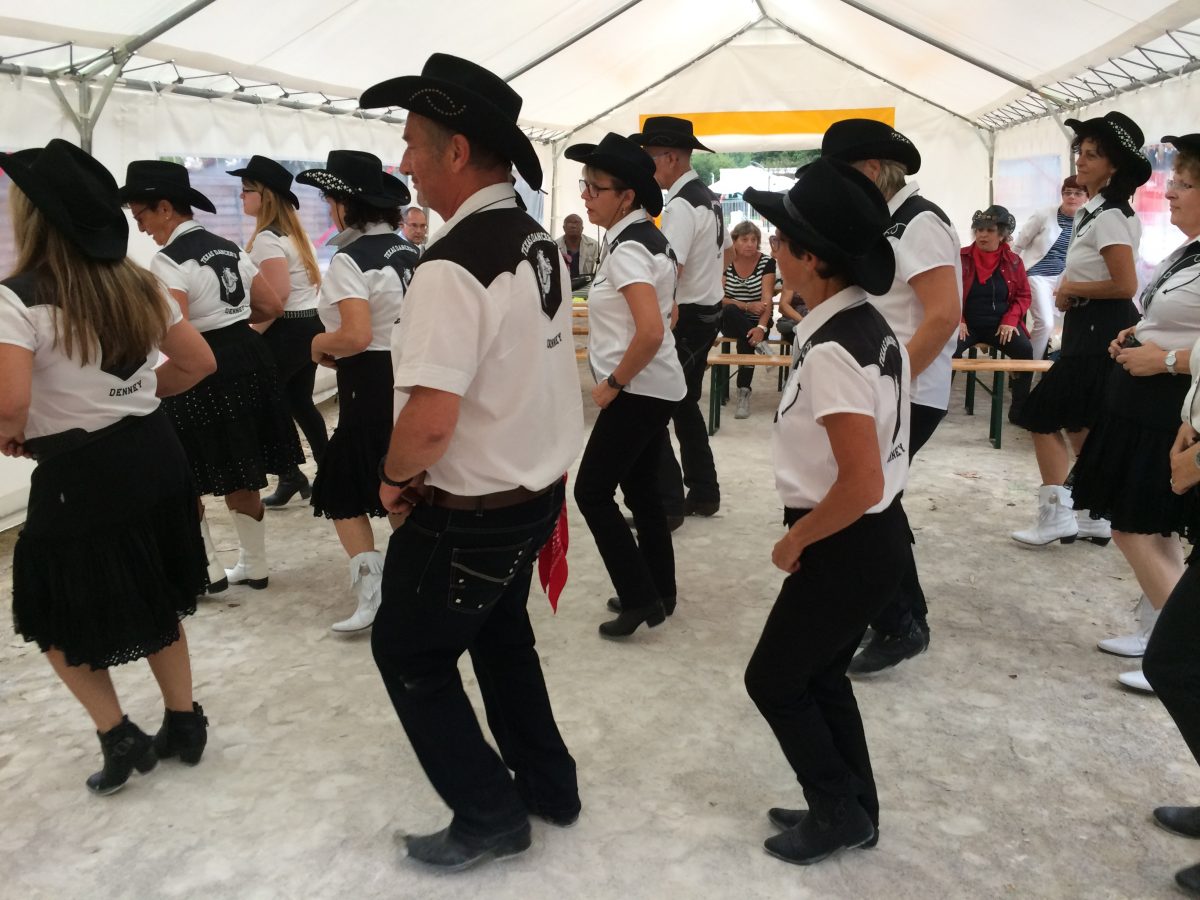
[1166,350,1179,375]
[606,373,625,391]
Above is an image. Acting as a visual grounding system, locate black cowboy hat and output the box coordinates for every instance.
[744,158,895,295]
[1163,134,1200,157]
[565,132,663,216]
[295,150,410,208]
[227,155,300,208]
[1064,111,1152,187]
[971,205,1016,233]
[630,116,714,153]
[1,139,128,261]
[359,53,542,191]
[117,160,216,214]
[821,118,921,176]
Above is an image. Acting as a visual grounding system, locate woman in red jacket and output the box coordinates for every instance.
[954,205,1034,421]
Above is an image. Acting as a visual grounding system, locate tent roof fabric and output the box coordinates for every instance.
[1,0,1199,139]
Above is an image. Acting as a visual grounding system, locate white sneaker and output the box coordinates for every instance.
[1098,595,1159,657]
[332,550,384,633]
[735,387,751,419]
[1012,485,1078,546]
[1075,510,1112,546]
[1118,669,1154,693]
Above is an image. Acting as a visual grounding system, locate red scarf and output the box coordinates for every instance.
[970,244,1003,285]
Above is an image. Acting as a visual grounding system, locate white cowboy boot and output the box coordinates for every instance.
[199,516,227,594]
[224,511,269,589]
[1075,510,1112,546]
[332,550,384,633]
[1011,485,1078,546]
[1098,595,1159,657]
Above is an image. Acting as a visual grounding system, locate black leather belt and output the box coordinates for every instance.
[427,483,555,511]
[281,308,319,319]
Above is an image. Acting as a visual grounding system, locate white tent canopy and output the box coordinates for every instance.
[2,0,1200,522]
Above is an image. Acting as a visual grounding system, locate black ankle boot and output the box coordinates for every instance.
[153,702,209,765]
[606,595,676,616]
[598,601,666,638]
[763,795,875,865]
[86,717,157,796]
[262,469,311,508]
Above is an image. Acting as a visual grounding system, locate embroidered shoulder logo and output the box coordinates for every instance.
[220,266,239,300]
[521,232,563,319]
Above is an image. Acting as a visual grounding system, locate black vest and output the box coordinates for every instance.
[418,208,564,319]
[160,227,247,307]
[885,193,952,241]
[609,220,677,263]
[674,179,724,249]
[338,233,419,292]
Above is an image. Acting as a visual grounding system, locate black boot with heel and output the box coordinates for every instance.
[598,601,666,638]
[154,702,209,765]
[86,717,157,796]
[262,468,311,509]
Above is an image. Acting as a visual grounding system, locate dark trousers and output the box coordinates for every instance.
[954,327,1034,408]
[745,497,908,824]
[576,391,677,609]
[261,315,329,466]
[371,482,578,839]
[1144,560,1200,767]
[657,303,722,514]
[720,305,772,390]
[871,402,946,635]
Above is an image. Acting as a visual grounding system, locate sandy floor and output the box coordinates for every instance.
[0,365,1195,899]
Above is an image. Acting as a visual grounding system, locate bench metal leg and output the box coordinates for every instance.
[708,364,729,436]
[964,346,977,415]
[989,372,1005,449]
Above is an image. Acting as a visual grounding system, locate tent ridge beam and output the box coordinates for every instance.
[505,0,648,82]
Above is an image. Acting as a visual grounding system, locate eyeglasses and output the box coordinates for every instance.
[1168,178,1197,192]
[579,179,618,198]
[768,234,786,253]
[1061,189,1088,198]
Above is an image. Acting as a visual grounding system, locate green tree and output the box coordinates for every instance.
[693,148,820,184]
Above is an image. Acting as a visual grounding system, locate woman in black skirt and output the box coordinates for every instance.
[228,155,328,507]
[298,151,418,633]
[120,160,300,593]
[0,140,216,794]
[1073,134,1200,691]
[742,159,910,865]
[1011,111,1149,548]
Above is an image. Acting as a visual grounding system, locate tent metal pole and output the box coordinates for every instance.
[560,17,763,142]
[70,0,220,79]
[549,141,561,235]
[505,0,648,81]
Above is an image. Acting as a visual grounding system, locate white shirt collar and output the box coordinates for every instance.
[1080,193,1106,216]
[665,169,699,202]
[605,209,653,247]
[886,181,920,216]
[427,183,520,249]
[791,285,869,349]
[163,219,203,247]
[334,221,395,249]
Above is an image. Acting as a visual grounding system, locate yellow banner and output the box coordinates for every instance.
[638,108,895,137]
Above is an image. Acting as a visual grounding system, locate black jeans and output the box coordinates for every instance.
[745,497,908,824]
[954,327,1034,408]
[657,302,722,514]
[871,402,946,635]
[261,315,329,466]
[575,391,677,609]
[371,481,578,839]
[1144,560,1200,767]
[720,305,772,390]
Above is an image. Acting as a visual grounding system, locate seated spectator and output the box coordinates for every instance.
[557,213,599,283]
[776,285,807,345]
[953,205,1034,422]
[719,220,777,418]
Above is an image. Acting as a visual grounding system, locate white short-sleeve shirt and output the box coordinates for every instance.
[0,273,180,440]
[1135,238,1200,351]
[391,184,584,494]
[1063,194,1141,287]
[660,170,729,306]
[586,210,685,402]
[248,229,319,313]
[318,223,414,355]
[774,287,911,511]
[150,221,258,333]
[869,182,962,411]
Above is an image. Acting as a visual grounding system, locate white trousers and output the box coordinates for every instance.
[1027,273,1064,361]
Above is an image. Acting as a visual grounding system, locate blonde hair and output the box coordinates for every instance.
[244,179,321,288]
[9,184,170,369]
[874,160,908,201]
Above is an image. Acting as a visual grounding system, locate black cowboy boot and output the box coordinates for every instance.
[263,468,311,508]
[153,702,209,765]
[86,717,157,795]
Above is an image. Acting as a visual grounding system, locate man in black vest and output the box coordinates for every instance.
[821,119,962,675]
[632,116,729,525]
[360,54,584,872]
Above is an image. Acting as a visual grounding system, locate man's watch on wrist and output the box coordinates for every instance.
[1166,350,1179,375]
[606,373,625,391]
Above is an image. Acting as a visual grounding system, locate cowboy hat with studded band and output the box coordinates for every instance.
[1064,111,1152,188]
[296,150,410,208]
[820,118,922,176]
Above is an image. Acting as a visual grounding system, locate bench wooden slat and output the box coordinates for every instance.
[952,358,1052,373]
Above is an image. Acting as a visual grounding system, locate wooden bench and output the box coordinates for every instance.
[953,354,1052,449]
[706,352,793,434]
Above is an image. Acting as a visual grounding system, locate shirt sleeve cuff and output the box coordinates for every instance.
[393,363,473,397]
